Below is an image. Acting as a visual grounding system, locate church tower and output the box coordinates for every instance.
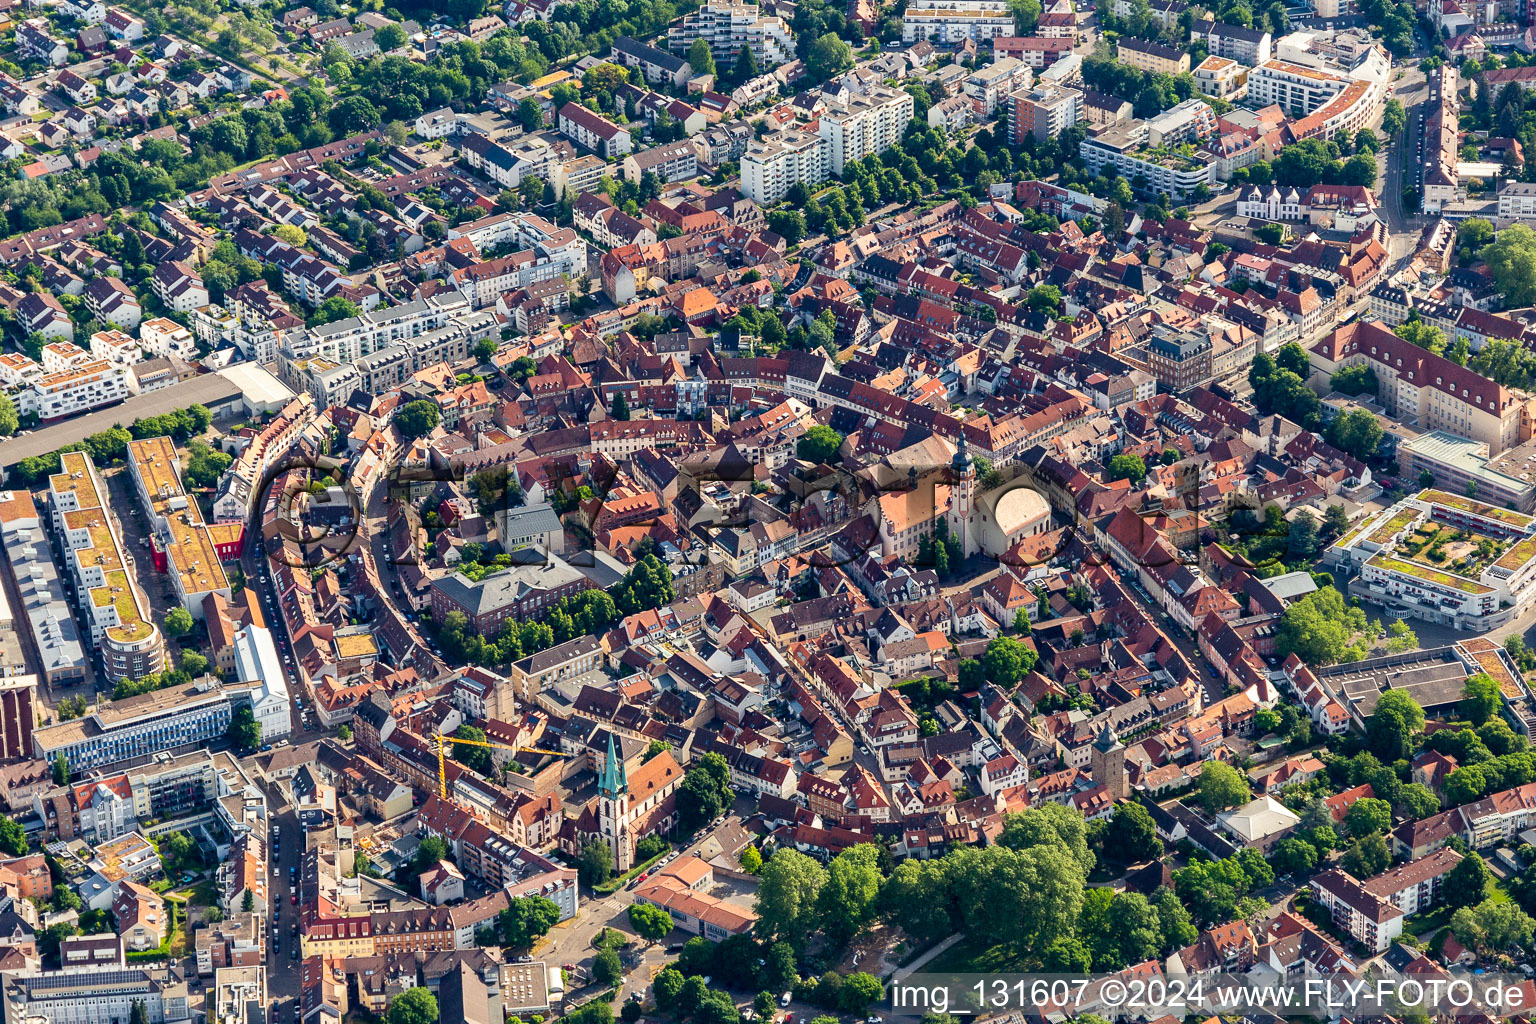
[1090,721,1128,801]
[598,735,633,871]
[948,433,977,558]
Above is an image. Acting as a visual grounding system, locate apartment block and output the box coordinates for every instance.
[741,128,830,205]
[1116,36,1190,74]
[1191,19,1272,65]
[557,102,633,158]
[667,3,795,66]
[816,85,915,176]
[126,436,233,619]
[902,0,1015,43]
[18,358,135,421]
[622,140,699,184]
[964,57,1033,117]
[1008,83,1083,143]
[1194,55,1249,100]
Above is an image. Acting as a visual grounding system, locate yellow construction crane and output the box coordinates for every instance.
[433,732,568,801]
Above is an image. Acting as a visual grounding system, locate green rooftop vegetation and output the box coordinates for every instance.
[1493,534,1536,572]
[1367,507,1423,547]
[1421,489,1533,526]
[1368,554,1493,595]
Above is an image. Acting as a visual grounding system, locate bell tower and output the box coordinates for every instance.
[1090,721,1128,801]
[598,734,632,871]
[948,433,977,558]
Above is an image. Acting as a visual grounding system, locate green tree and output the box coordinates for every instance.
[1103,802,1163,864]
[1107,453,1147,484]
[805,32,853,81]
[162,607,194,639]
[654,967,686,1010]
[880,859,952,944]
[1397,783,1440,820]
[226,705,261,751]
[1382,98,1406,136]
[593,948,624,988]
[0,817,24,857]
[817,844,883,947]
[577,840,613,887]
[797,425,843,464]
[453,724,495,776]
[1272,837,1318,876]
[395,399,441,439]
[1451,898,1536,953]
[1395,319,1446,356]
[1331,364,1378,396]
[1460,672,1502,726]
[1368,689,1425,761]
[52,754,68,786]
[1343,797,1392,838]
[1275,587,1369,666]
[0,393,16,437]
[1483,224,1536,307]
[733,44,758,83]
[385,986,438,1024]
[754,849,827,948]
[839,973,883,1015]
[1199,761,1250,814]
[628,901,674,943]
[688,37,716,78]
[311,296,361,326]
[981,635,1036,687]
[1445,852,1492,909]
[611,391,630,420]
[1343,833,1391,877]
[1325,409,1383,460]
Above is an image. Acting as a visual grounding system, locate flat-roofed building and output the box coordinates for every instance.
[902,0,1015,43]
[48,450,164,683]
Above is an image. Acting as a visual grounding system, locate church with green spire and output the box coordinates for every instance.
[573,732,684,872]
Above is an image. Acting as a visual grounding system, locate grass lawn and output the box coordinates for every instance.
[1405,902,1453,938]
[923,934,1025,974]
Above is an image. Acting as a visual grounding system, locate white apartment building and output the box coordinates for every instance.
[1080,121,1216,200]
[741,128,830,205]
[1007,83,1083,143]
[964,56,1034,116]
[622,139,699,184]
[141,316,197,360]
[1246,58,1350,114]
[1194,55,1249,100]
[19,358,135,420]
[902,0,1015,42]
[817,85,915,176]
[667,3,795,66]
[89,328,144,366]
[1499,181,1536,221]
[288,291,471,363]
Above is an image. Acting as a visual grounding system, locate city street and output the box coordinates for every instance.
[1383,64,1431,265]
[537,813,755,1010]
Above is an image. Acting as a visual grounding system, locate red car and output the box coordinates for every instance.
[291,894,297,905]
